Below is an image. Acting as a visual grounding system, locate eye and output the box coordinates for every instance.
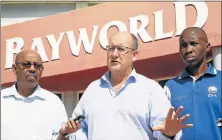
[107,45,115,51]
[117,47,125,52]
[34,63,43,69]
[180,42,188,48]
[189,41,198,46]
[22,62,31,67]
[34,63,42,68]
[108,47,115,51]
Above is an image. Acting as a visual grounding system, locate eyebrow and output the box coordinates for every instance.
[19,60,43,63]
[109,43,125,45]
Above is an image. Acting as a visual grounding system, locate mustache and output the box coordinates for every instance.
[184,52,194,58]
[26,73,37,78]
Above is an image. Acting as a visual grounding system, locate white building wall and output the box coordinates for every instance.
[1,3,77,26]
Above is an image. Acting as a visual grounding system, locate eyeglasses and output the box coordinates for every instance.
[15,61,44,70]
[106,45,135,54]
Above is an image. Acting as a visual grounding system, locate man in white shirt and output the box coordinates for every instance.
[1,50,68,140]
[59,31,193,140]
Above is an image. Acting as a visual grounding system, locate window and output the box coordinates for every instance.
[159,79,169,88]
[79,92,84,100]
[55,93,63,101]
[88,3,98,7]
[88,2,104,7]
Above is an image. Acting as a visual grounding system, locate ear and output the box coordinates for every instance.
[132,51,138,62]
[12,64,17,75]
[206,42,211,52]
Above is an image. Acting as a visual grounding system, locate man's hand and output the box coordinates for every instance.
[152,106,193,137]
[59,120,81,136]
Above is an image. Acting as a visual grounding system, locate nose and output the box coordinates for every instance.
[112,47,119,56]
[184,44,194,54]
[28,64,36,74]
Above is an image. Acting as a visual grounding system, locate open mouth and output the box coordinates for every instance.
[111,60,119,63]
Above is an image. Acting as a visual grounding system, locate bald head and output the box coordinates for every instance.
[12,50,44,90]
[16,50,42,63]
[179,27,210,67]
[180,27,208,43]
[110,31,138,50]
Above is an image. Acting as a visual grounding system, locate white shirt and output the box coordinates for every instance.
[69,69,182,140]
[1,84,68,140]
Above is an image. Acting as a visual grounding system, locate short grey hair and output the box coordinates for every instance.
[130,33,139,50]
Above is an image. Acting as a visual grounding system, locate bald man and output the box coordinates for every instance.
[60,31,192,140]
[1,50,68,140]
[164,27,222,140]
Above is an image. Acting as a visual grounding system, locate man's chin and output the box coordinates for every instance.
[22,82,38,88]
[185,61,199,67]
[109,65,121,72]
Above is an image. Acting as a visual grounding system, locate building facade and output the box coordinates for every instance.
[1,2,221,117]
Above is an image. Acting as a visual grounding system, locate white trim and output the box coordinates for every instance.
[212,47,222,70]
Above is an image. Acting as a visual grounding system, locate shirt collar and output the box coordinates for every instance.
[178,64,217,79]
[100,68,138,85]
[3,83,47,100]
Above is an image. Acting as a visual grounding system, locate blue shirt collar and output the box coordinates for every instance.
[179,64,217,79]
[100,68,138,85]
[3,83,47,100]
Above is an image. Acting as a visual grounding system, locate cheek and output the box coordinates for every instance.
[107,55,111,63]
[180,49,185,55]
[195,48,205,57]
[17,71,27,80]
[122,55,132,64]
[37,71,43,78]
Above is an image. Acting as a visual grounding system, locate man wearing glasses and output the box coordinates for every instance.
[1,50,68,140]
[60,31,192,140]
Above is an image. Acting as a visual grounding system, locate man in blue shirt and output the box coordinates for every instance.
[60,31,193,140]
[164,27,221,140]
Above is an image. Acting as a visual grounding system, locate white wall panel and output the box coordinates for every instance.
[1,3,76,26]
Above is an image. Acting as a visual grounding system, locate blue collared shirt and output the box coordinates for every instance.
[69,69,181,140]
[164,64,221,140]
[1,84,68,140]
